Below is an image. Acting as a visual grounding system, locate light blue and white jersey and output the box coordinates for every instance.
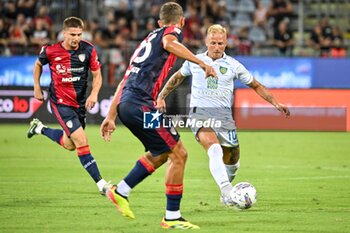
[180,52,253,108]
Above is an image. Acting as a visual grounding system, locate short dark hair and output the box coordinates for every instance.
[63,16,84,30]
[159,2,183,25]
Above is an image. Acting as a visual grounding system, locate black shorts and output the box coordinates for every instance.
[117,101,180,156]
[50,101,86,136]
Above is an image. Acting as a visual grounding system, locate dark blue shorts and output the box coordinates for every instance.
[117,102,180,156]
[50,101,86,136]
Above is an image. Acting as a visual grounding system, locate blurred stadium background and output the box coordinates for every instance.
[0,0,350,131]
[1,2,350,232]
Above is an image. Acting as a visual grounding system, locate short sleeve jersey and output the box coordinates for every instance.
[118,26,183,106]
[180,52,253,108]
[38,40,101,108]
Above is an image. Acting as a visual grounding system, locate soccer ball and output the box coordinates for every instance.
[230,182,257,209]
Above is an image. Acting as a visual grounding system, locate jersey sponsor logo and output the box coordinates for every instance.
[56,65,84,75]
[125,66,140,76]
[56,64,67,74]
[69,67,84,72]
[207,76,218,89]
[195,89,232,97]
[54,57,62,61]
[78,54,86,62]
[220,66,228,74]
[62,76,81,82]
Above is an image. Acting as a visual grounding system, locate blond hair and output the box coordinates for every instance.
[207,24,227,36]
[159,2,183,24]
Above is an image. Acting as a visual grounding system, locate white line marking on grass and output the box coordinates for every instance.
[281,175,350,180]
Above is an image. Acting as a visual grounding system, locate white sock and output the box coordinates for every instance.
[35,123,45,134]
[117,180,132,197]
[221,183,233,196]
[225,160,240,182]
[207,144,231,190]
[96,179,107,191]
[165,210,181,220]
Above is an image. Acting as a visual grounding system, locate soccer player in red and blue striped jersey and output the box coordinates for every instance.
[100,2,216,229]
[27,17,110,195]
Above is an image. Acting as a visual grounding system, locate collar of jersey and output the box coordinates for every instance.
[203,51,227,61]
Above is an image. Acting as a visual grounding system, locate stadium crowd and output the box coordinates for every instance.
[0,0,348,84]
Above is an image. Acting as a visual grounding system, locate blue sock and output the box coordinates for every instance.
[124,159,155,188]
[166,184,183,211]
[42,128,63,145]
[77,146,102,183]
[166,194,182,211]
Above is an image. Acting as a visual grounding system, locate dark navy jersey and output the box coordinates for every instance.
[38,40,101,108]
[118,26,183,106]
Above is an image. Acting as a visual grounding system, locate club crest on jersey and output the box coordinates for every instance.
[78,54,86,62]
[66,120,73,128]
[219,66,228,74]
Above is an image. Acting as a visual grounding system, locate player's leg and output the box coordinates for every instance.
[116,151,168,198]
[51,103,108,193]
[223,146,240,182]
[197,127,233,205]
[161,140,199,229]
[105,151,167,219]
[28,102,78,151]
[68,127,109,195]
[164,140,187,219]
[216,121,240,183]
[105,102,169,218]
[27,118,70,148]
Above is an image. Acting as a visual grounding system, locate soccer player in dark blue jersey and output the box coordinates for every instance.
[27,17,110,195]
[100,2,216,229]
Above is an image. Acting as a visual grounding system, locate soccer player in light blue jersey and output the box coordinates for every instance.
[157,24,290,206]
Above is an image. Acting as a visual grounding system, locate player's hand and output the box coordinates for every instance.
[199,62,216,78]
[276,103,290,117]
[34,88,44,102]
[155,98,167,113]
[100,118,116,142]
[85,94,97,110]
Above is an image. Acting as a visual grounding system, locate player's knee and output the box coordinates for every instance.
[64,144,76,151]
[174,147,188,164]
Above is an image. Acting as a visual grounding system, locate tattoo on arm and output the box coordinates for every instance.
[260,85,273,103]
[158,71,186,99]
[249,79,276,106]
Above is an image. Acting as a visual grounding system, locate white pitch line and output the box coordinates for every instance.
[276,175,350,181]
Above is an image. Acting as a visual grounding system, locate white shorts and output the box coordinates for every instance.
[188,107,239,147]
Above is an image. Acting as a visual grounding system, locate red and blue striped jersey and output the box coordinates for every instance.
[118,26,183,106]
[38,40,101,108]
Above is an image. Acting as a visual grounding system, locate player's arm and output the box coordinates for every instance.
[247,79,290,117]
[100,78,125,141]
[33,59,44,101]
[156,70,187,112]
[163,34,216,77]
[86,68,102,110]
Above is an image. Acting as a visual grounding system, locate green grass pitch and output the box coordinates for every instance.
[0,124,349,233]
